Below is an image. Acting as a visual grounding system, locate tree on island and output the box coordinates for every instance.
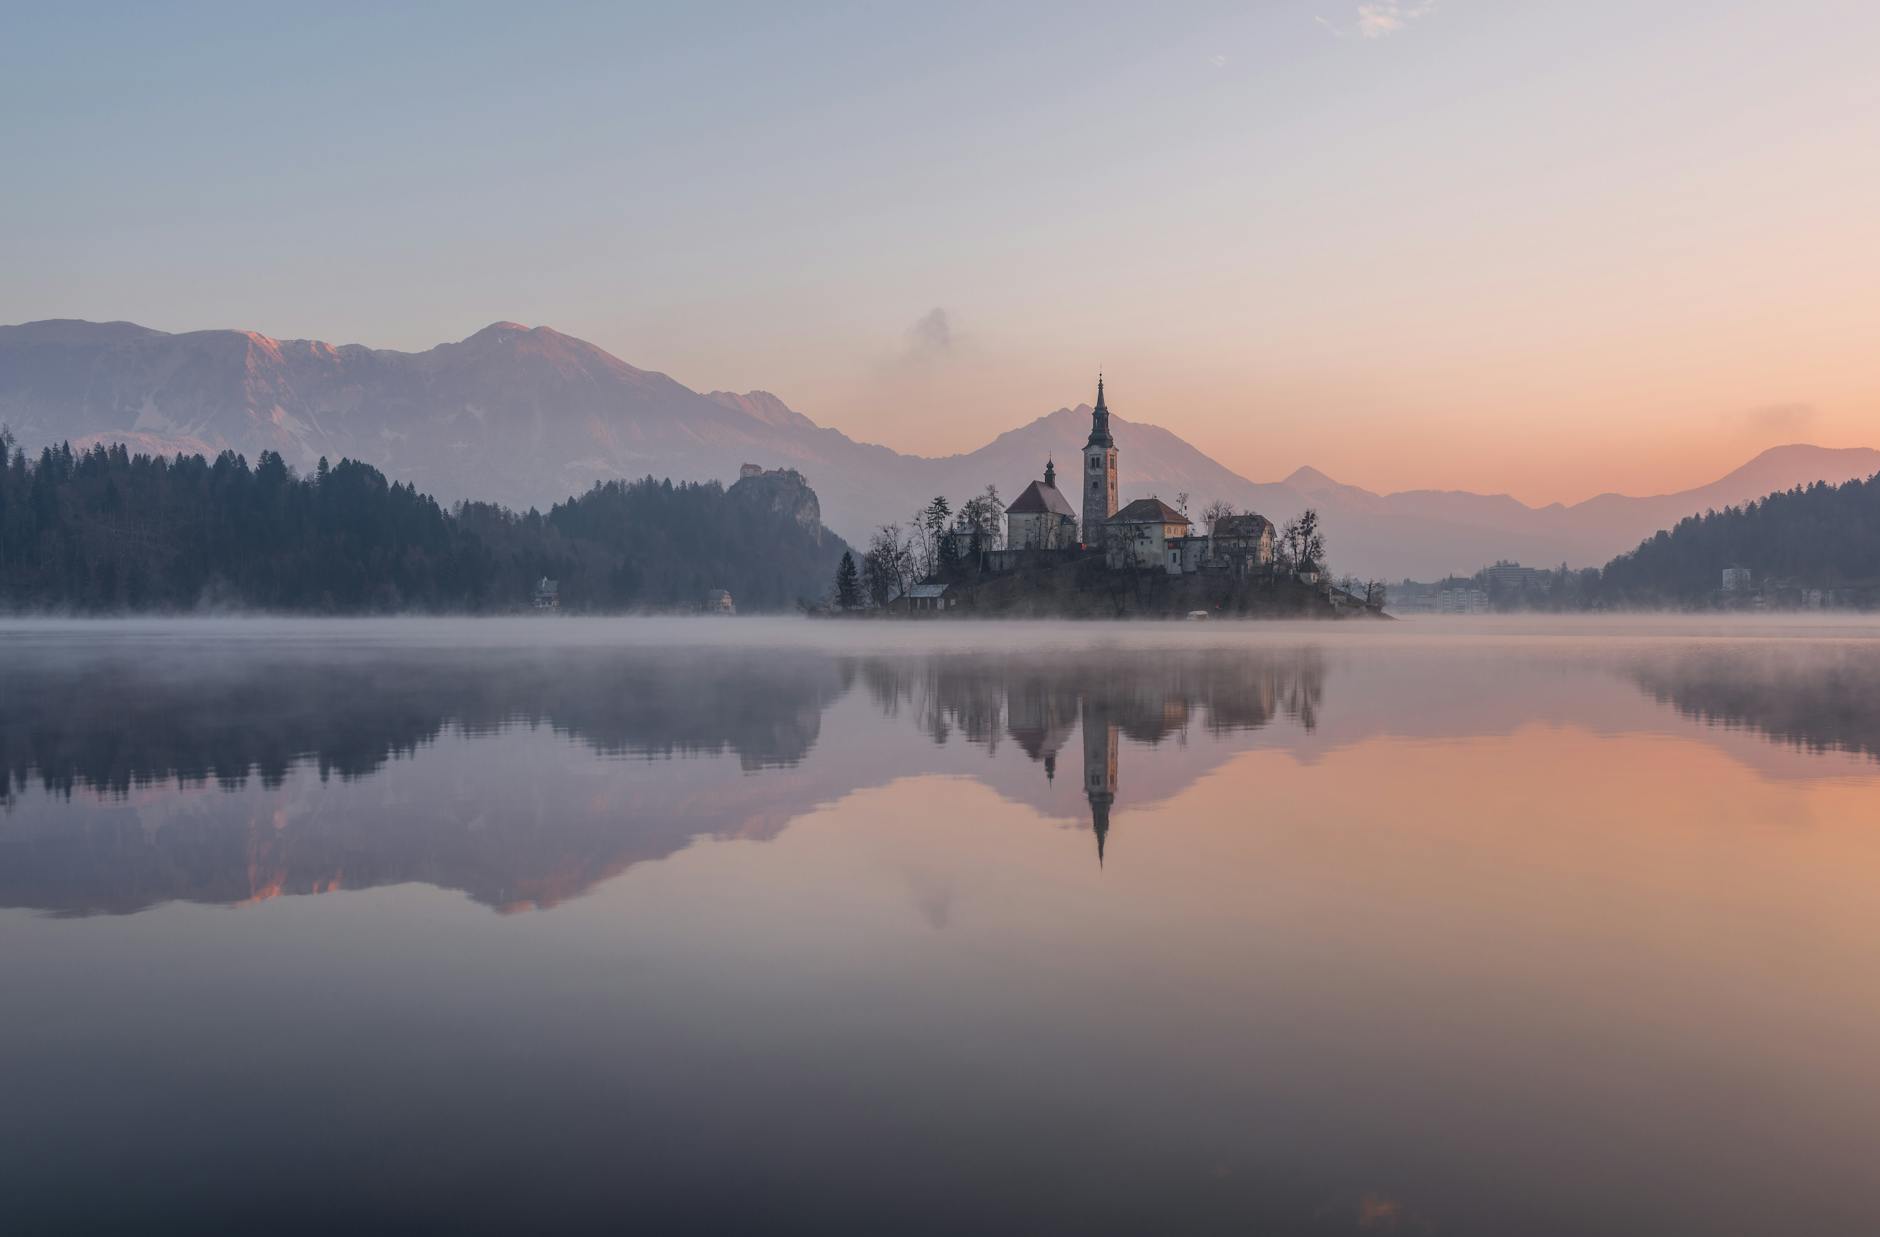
[957,485,1005,556]
[834,550,862,610]
[1278,509,1326,575]
[863,524,914,607]
[914,495,952,578]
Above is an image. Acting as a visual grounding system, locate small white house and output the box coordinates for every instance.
[1722,566,1752,592]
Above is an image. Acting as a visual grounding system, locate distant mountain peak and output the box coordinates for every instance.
[706,389,817,431]
[0,318,165,345]
[457,321,564,350]
[1281,465,1341,490]
[1667,442,1880,504]
[1729,442,1877,471]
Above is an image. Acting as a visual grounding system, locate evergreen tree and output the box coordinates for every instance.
[835,551,861,610]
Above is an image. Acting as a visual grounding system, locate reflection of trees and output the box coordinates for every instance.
[857,658,1011,752]
[0,647,855,917]
[0,649,851,802]
[854,648,1328,758]
[855,649,1330,866]
[1631,646,1880,762]
[0,643,1329,914]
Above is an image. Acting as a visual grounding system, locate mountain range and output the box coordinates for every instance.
[4,317,1876,580]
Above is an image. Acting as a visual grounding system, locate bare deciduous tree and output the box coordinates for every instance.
[1278,508,1325,573]
[863,523,914,607]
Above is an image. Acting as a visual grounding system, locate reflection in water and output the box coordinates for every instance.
[865,649,1326,866]
[8,621,1880,1236]
[0,644,1329,915]
[1084,692,1118,865]
[0,647,849,797]
[1630,643,1880,761]
[11,633,1880,917]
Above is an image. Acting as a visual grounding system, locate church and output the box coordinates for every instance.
[1002,375,1276,577]
[1005,459,1079,549]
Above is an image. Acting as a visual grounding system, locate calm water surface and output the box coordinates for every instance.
[4,617,1880,1235]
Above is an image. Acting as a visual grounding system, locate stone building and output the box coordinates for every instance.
[1211,513,1276,571]
[1104,497,1193,573]
[1005,460,1080,550]
[1081,375,1119,539]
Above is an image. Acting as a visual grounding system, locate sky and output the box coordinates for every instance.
[4,0,1879,504]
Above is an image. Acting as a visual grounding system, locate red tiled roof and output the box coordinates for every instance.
[1007,479,1077,517]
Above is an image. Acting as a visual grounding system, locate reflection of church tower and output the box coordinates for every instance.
[1082,375,1119,544]
[1081,695,1118,867]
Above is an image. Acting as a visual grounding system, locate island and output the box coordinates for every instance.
[827,377,1387,619]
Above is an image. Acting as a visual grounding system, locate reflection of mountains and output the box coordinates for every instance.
[1631,645,1880,764]
[0,645,1326,916]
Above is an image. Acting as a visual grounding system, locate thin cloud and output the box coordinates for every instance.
[906,307,954,358]
[872,306,966,384]
[1319,2,1436,40]
[1725,402,1817,439]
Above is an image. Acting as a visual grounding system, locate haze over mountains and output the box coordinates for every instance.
[4,317,1875,580]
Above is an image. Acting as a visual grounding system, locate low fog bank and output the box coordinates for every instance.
[4,611,1880,664]
[7,610,1880,641]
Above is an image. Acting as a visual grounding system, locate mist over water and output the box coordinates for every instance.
[5,616,1880,1235]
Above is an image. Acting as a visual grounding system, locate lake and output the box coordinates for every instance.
[4,617,1880,1235]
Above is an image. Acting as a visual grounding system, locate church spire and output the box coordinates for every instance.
[1085,373,1113,449]
[1044,457,1056,487]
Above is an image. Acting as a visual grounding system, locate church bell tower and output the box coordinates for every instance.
[1082,374,1118,543]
